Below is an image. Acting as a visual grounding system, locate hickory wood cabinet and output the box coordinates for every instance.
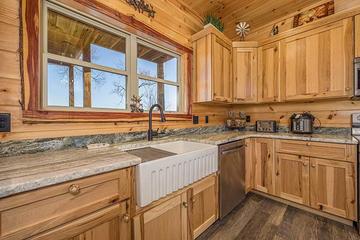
[355,14,360,57]
[252,138,275,195]
[192,24,232,103]
[133,174,218,240]
[258,42,281,103]
[282,18,353,101]
[275,139,357,220]
[232,42,258,103]
[0,168,132,240]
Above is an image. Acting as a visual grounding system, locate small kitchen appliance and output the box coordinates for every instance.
[256,120,277,133]
[290,112,315,134]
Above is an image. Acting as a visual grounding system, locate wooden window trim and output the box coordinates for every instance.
[20,0,193,122]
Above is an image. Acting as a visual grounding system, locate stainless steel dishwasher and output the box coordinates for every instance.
[219,140,246,219]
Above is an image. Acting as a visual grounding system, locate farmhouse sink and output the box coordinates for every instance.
[133,141,218,207]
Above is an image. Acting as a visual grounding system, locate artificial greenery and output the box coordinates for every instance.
[203,14,224,32]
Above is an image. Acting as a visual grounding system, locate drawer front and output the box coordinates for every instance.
[275,140,309,156]
[276,140,355,162]
[0,168,131,240]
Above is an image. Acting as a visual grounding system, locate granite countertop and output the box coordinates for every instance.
[0,130,357,199]
[0,148,141,199]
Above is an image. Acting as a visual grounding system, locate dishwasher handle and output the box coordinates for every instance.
[221,145,244,155]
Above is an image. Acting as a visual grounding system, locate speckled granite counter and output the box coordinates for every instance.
[0,130,357,199]
[0,148,141,198]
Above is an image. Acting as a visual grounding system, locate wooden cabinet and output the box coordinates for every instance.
[310,158,357,220]
[282,18,353,101]
[253,138,275,194]
[133,193,188,240]
[258,42,281,103]
[192,24,232,103]
[275,153,310,205]
[189,175,218,239]
[355,15,360,57]
[31,201,130,240]
[233,43,258,103]
[245,138,255,193]
[133,174,218,240]
[0,169,132,240]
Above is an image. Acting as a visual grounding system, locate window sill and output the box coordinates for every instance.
[22,110,192,123]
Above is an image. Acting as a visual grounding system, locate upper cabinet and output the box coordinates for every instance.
[233,42,258,103]
[258,42,281,103]
[355,15,360,58]
[283,18,354,101]
[192,25,233,103]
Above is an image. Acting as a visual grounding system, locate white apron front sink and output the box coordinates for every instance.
[135,141,218,207]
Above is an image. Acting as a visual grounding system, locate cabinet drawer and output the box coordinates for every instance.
[0,168,131,240]
[276,140,356,162]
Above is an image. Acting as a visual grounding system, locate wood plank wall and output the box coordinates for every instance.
[0,0,230,141]
[232,100,360,128]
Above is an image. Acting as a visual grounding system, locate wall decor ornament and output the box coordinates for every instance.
[293,1,334,28]
[235,22,250,40]
[126,0,156,18]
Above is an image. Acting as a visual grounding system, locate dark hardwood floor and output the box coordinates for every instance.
[198,193,360,240]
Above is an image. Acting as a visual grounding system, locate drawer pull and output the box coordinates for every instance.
[68,184,81,195]
[182,202,188,208]
[123,214,130,223]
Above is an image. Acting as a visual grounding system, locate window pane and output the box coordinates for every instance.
[137,43,178,82]
[47,10,126,70]
[91,70,127,109]
[47,61,69,107]
[164,85,178,112]
[138,79,157,110]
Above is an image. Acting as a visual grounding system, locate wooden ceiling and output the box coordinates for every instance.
[183,0,324,40]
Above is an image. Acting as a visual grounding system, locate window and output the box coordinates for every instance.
[43,2,182,113]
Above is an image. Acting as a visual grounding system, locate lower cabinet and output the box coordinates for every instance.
[32,201,130,240]
[310,158,356,220]
[189,175,218,239]
[133,193,188,240]
[133,174,218,240]
[275,153,310,205]
[253,138,275,194]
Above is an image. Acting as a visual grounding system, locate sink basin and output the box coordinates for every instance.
[135,141,218,207]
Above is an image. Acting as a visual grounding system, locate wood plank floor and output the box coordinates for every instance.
[198,193,360,240]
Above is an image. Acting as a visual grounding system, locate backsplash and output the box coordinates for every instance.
[0,125,227,157]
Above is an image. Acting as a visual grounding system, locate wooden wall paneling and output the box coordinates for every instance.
[231,100,360,128]
[335,0,360,12]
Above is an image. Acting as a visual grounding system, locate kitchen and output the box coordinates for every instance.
[1,0,360,239]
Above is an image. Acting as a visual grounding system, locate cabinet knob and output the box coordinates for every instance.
[192,198,197,203]
[276,171,280,176]
[123,214,130,223]
[182,202,188,208]
[303,162,308,166]
[311,164,316,168]
[345,87,350,91]
[68,184,81,195]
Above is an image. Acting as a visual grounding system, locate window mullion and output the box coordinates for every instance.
[129,35,138,102]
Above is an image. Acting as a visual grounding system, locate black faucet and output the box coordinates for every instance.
[148,104,166,141]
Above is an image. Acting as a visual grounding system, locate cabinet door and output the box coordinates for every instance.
[283,18,353,101]
[310,158,357,220]
[356,15,360,58]
[133,193,188,240]
[253,138,275,194]
[275,153,310,205]
[212,35,232,102]
[245,138,255,193]
[30,202,130,240]
[189,175,218,239]
[233,48,257,103]
[258,42,280,103]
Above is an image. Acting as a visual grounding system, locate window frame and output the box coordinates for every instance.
[41,0,183,113]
